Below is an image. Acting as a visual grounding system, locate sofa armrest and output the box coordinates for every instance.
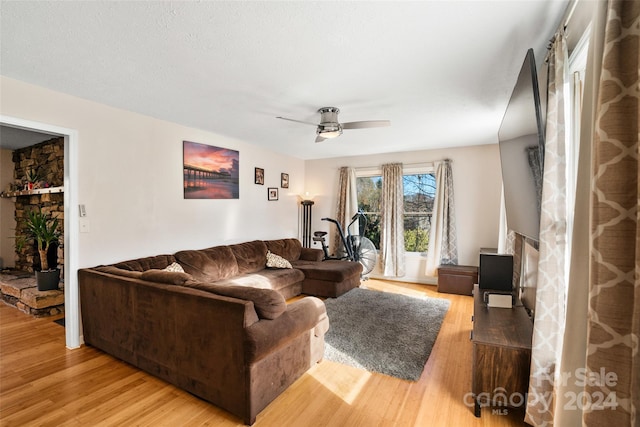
[244,296,327,363]
[299,247,324,262]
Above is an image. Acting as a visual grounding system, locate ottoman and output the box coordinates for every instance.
[293,260,363,298]
[437,264,478,296]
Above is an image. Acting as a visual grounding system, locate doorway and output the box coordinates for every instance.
[0,115,80,349]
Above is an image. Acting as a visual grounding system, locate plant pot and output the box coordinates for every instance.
[36,269,60,291]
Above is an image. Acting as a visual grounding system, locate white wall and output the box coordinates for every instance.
[0,149,16,268]
[0,76,305,268]
[304,144,503,284]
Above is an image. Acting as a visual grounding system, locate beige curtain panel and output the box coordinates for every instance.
[525,29,569,427]
[380,163,405,276]
[334,167,358,257]
[425,159,458,276]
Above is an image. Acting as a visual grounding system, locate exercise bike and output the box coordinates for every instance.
[313,210,377,276]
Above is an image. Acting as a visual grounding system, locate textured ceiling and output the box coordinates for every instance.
[0,1,569,160]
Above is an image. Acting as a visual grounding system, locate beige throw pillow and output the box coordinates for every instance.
[164,262,185,273]
[266,250,292,269]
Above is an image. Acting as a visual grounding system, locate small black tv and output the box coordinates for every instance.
[479,253,514,292]
[498,48,545,241]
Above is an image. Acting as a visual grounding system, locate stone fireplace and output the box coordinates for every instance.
[12,137,65,272]
[0,136,65,317]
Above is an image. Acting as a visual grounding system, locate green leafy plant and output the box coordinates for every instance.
[25,168,40,183]
[23,209,61,271]
[12,234,27,252]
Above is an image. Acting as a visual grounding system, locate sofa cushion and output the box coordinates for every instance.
[114,254,177,271]
[175,246,239,282]
[184,281,286,320]
[292,259,363,281]
[217,268,304,290]
[140,269,193,286]
[214,269,304,301]
[264,239,302,262]
[229,240,268,274]
[299,247,324,262]
[266,251,292,269]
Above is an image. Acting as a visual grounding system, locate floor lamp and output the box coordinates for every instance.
[300,200,314,248]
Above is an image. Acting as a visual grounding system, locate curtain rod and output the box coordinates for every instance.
[545,0,579,62]
[354,160,449,172]
[562,0,579,30]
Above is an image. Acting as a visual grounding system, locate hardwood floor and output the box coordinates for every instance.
[0,280,527,426]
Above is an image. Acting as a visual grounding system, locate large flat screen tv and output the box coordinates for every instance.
[498,48,545,241]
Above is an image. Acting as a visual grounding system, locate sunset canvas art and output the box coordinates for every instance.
[183,141,239,199]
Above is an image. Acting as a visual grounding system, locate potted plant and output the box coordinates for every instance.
[24,208,61,291]
[25,168,40,190]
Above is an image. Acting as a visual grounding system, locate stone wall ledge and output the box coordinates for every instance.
[0,273,64,317]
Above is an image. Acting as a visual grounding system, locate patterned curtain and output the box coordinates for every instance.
[584,1,639,425]
[525,29,569,426]
[425,159,458,276]
[380,163,405,276]
[333,167,358,257]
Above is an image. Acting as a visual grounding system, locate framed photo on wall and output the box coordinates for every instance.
[281,173,289,188]
[268,187,278,201]
[183,140,239,199]
[255,167,264,185]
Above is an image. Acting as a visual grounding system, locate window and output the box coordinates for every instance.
[564,25,590,291]
[356,170,436,252]
[403,173,436,251]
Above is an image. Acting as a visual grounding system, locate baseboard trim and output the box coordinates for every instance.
[367,274,437,286]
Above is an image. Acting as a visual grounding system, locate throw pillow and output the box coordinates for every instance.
[164,262,185,273]
[266,250,292,269]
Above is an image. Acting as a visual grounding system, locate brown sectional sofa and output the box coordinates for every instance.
[78,238,362,425]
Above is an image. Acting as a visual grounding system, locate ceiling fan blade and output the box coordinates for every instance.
[341,120,391,129]
[315,135,326,143]
[276,116,318,126]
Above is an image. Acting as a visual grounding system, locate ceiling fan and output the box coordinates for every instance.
[276,107,391,143]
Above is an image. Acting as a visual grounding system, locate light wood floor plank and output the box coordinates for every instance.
[0,280,528,426]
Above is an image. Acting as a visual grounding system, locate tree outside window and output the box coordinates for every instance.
[356,172,436,252]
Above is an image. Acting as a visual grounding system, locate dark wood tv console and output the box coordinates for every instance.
[471,284,533,417]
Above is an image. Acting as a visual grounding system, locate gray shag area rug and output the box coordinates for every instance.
[323,287,450,381]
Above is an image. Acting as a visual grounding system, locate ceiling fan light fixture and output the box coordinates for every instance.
[317,124,343,139]
[319,131,341,139]
[276,106,389,143]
